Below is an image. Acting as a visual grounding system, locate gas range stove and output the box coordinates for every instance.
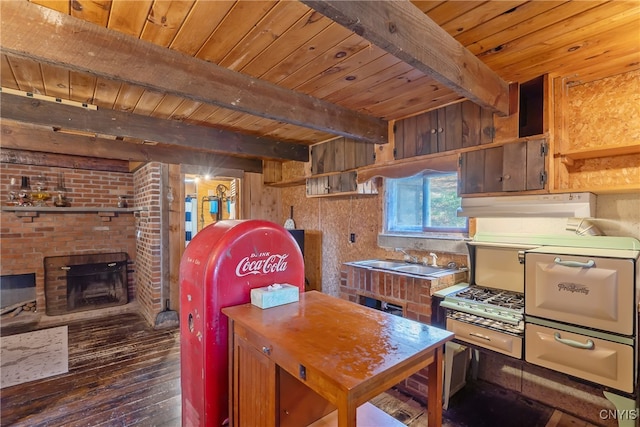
[455,286,524,310]
[439,285,524,328]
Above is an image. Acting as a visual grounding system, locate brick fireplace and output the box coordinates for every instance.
[0,159,165,327]
[44,252,130,315]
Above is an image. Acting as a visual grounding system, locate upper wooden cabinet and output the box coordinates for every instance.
[459,139,548,195]
[306,137,377,197]
[305,171,378,198]
[310,137,375,175]
[394,100,494,159]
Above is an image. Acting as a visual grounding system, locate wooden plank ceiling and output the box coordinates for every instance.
[1,0,638,166]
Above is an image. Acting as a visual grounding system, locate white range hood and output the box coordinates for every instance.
[457,192,596,218]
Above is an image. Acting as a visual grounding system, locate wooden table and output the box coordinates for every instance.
[222,291,453,427]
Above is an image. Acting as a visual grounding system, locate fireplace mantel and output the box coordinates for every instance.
[1,206,145,213]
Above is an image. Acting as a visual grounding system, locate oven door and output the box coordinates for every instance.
[525,249,636,336]
[525,318,636,393]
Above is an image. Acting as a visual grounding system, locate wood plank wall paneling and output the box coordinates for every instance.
[168,164,183,312]
[242,172,281,222]
[304,230,323,292]
[444,103,462,152]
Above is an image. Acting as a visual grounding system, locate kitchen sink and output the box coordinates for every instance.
[350,259,458,277]
[391,264,456,277]
[351,260,405,270]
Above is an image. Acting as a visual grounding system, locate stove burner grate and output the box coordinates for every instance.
[454,286,524,311]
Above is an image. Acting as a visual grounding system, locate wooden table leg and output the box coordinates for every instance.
[337,399,357,427]
[427,346,444,427]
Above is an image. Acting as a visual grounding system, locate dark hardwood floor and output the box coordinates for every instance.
[1,313,594,427]
[1,314,181,427]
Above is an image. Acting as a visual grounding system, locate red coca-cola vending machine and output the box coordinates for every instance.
[179,219,304,426]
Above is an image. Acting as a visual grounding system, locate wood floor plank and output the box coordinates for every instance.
[1,312,596,427]
[1,313,182,427]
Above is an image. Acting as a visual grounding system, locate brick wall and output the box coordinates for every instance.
[0,162,140,320]
[340,264,466,402]
[132,162,163,326]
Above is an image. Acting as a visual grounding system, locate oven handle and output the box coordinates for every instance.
[469,332,491,341]
[553,257,595,268]
[554,332,594,350]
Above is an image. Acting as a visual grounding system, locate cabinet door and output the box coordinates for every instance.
[311,138,374,174]
[459,150,484,194]
[432,107,447,152]
[234,335,277,427]
[459,140,547,195]
[395,105,446,159]
[462,101,494,147]
[395,101,494,159]
[306,176,329,196]
[311,143,326,175]
[502,142,527,191]
[328,171,357,194]
[399,114,417,158]
[416,113,438,155]
[525,139,546,190]
[306,172,357,197]
[459,147,503,194]
[502,139,546,191]
[444,103,461,151]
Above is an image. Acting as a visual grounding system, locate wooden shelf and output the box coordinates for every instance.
[1,206,144,213]
[558,143,640,164]
[264,177,307,188]
[305,191,377,199]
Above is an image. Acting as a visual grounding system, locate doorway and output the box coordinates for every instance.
[184,175,239,244]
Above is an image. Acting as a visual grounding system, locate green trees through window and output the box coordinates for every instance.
[385,173,467,234]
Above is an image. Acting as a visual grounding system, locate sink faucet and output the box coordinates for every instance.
[429,252,438,267]
[395,248,419,264]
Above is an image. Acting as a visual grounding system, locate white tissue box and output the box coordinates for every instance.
[250,284,299,309]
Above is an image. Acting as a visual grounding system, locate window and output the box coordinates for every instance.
[385,172,467,235]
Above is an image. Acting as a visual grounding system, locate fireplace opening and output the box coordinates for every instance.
[66,260,128,312]
[1,273,36,315]
[45,253,129,315]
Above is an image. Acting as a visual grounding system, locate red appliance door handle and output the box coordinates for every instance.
[553,257,595,268]
[553,332,594,350]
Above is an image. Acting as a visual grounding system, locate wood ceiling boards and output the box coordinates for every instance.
[1,0,638,168]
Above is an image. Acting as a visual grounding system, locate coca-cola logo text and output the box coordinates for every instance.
[235,252,289,277]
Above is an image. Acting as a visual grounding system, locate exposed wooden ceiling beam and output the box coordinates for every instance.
[0,121,263,173]
[0,147,131,173]
[0,0,388,145]
[0,93,306,163]
[301,0,512,116]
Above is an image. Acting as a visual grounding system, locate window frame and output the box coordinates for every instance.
[383,172,469,238]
